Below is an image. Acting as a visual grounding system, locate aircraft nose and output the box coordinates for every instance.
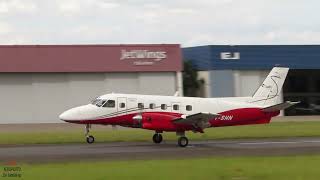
[59,106,83,121]
[59,109,75,121]
[59,105,95,122]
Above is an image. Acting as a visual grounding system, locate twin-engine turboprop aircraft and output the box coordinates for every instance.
[60,67,299,147]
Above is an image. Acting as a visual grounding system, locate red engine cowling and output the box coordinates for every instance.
[140,112,185,131]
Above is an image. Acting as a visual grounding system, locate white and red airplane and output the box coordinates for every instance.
[60,67,298,147]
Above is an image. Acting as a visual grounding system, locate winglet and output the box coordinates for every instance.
[174,91,179,97]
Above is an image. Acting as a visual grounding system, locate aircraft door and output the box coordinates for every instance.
[117,97,127,114]
[171,102,181,113]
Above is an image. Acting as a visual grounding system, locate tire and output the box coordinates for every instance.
[178,137,188,147]
[152,133,163,144]
[86,135,95,144]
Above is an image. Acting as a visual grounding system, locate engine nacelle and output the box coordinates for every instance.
[139,112,179,131]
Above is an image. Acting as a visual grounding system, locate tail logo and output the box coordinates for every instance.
[251,73,281,103]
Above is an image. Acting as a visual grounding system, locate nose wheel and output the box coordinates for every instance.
[85,124,95,144]
[86,135,95,144]
[152,133,163,144]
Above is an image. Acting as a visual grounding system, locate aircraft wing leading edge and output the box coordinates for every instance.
[173,112,220,129]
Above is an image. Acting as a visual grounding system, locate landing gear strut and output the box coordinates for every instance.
[85,124,95,144]
[152,133,163,144]
[177,132,188,147]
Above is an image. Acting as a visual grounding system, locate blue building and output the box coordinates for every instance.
[183,45,320,115]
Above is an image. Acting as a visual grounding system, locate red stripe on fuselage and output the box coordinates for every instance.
[64,108,279,131]
[211,108,279,127]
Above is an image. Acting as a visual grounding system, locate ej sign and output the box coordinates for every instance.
[220,52,240,60]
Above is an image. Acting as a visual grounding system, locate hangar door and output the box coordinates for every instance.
[0,72,177,124]
[283,70,320,116]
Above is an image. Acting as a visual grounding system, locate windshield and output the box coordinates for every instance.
[91,99,106,107]
[91,98,100,105]
[96,100,106,107]
[91,99,115,108]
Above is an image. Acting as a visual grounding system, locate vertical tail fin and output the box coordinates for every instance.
[251,67,289,106]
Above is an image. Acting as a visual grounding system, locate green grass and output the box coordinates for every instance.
[8,155,320,180]
[2,121,320,145]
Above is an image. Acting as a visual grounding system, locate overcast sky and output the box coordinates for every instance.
[0,0,318,47]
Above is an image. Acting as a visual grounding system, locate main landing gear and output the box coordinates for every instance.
[177,132,188,147]
[85,124,95,144]
[152,132,189,147]
[152,133,163,144]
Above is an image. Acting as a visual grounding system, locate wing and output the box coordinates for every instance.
[173,112,220,129]
[262,101,300,112]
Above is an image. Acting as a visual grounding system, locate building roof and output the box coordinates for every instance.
[0,44,182,72]
[183,45,320,70]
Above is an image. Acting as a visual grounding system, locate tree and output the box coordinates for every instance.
[183,61,204,97]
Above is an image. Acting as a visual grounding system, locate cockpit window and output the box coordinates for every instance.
[91,99,100,105]
[103,100,115,108]
[96,100,106,107]
[91,98,115,108]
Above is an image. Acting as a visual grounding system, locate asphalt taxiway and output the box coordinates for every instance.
[1,137,320,163]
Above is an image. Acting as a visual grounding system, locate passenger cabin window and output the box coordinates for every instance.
[173,104,179,110]
[186,105,192,111]
[138,103,144,109]
[161,104,167,110]
[149,103,156,109]
[103,100,115,108]
[119,103,125,108]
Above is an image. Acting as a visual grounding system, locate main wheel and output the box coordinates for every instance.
[86,135,95,144]
[152,133,163,144]
[178,136,188,147]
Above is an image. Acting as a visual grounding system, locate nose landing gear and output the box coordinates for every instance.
[86,135,95,144]
[85,124,95,144]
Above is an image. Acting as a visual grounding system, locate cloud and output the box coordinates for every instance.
[57,0,81,14]
[262,30,320,44]
[55,0,120,16]
[99,1,119,9]
[0,22,11,34]
[0,0,319,46]
[0,0,37,14]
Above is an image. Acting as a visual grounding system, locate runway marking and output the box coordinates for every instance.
[303,140,320,143]
[238,140,320,145]
[239,142,298,145]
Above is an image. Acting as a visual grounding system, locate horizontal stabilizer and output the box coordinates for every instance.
[262,101,300,112]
